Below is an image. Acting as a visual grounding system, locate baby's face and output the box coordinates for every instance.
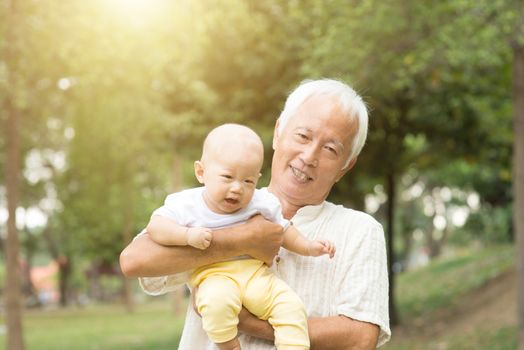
[199,149,262,214]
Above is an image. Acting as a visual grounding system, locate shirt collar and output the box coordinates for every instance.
[293,201,326,222]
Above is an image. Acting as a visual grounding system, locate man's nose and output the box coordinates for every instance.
[300,144,319,167]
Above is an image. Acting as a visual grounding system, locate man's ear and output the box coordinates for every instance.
[272,119,281,150]
[194,161,205,184]
[336,157,358,182]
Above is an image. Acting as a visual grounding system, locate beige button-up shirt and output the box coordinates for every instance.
[140,201,391,349]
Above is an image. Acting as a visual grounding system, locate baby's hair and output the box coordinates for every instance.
[202,123,264,162]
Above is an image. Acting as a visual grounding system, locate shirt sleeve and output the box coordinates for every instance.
[132,230,190,296]
[336,223,391,347]
[151,192,185,224]
[256,190,290,229]
[138,272,189,296]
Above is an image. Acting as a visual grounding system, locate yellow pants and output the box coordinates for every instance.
[190,259,309,349]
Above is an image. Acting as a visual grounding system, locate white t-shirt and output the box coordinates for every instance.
[140,198,391,348]
[152,186,289,229]
[138,187,289,294]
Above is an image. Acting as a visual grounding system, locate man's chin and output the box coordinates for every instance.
[280,184,311,202]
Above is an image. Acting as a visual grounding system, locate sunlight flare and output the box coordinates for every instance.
[103,0,169,25]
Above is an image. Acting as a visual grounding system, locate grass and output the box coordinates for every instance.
[0,298,187,350]
[444,326,517,350]
[0,244,517,349]
[383,325,518,350]
[396,244,515,320]
[384,244,516,350]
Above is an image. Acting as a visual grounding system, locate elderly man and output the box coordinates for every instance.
[120,79,391,349]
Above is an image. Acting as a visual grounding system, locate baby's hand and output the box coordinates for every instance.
[187,227,212,250]
[308,239,336,259]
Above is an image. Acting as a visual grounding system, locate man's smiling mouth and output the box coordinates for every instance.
[290,166,312,183]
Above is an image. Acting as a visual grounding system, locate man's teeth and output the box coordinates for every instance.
[291,167,310,182]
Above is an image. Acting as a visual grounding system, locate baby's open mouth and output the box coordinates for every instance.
[225,198,239,205]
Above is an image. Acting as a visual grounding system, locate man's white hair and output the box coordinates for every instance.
[277,79,369,167]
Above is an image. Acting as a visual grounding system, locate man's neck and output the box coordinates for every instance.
[280,200,302,220]
[267,185,302,220]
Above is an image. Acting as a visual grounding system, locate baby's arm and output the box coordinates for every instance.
[146,216,212,250]
[282,225,335,258]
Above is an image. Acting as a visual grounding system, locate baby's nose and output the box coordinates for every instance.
[231,182,243,193]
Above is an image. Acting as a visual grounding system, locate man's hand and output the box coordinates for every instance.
[243,215,284,265]
[238,307,275,341]
[307,240,336,258]
[187,227,213,250]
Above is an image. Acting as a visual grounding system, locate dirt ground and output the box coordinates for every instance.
[390,267,516,346]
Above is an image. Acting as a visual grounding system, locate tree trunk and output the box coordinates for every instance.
[22,235,41,308]
[425,214,439,259]
[88,263,104,301]
[122,208,135,313]
[58,256,71,307]
[41,226,72,307]
[4,0,25,348]
[398,201,414,265]
[171,148,187,317]
[427,225,448,260]
[513,34,524,350]
[385,173,399,325]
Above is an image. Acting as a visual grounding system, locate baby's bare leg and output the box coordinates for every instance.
[217,337,241,350]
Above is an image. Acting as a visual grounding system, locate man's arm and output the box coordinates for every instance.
[308,316,379,350]
[120,215,284,278]
[238,310,379,350]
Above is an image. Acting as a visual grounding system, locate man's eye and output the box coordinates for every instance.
[325,146,337,154]
[296,133,308,141]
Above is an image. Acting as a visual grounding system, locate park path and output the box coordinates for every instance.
[390,267,516,346]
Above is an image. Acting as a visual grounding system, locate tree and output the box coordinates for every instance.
[160,0,305,162]
[295,0,515,325]
[3,0,25,347]
[513,0,524,347]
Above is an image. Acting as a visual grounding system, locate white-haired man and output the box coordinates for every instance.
[120,79,391,349]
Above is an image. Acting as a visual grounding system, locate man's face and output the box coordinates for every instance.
[269,95,358,208]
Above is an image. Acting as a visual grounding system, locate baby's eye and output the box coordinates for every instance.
[245,179,255,184]
[221,175,233,179]
[297,133,308,139]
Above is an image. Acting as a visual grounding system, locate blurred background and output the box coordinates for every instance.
[1,0,523,349]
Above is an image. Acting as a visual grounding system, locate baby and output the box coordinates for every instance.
[146,123,335,350]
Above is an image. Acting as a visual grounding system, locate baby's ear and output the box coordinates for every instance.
[258,173,262,178]
[194,161,205,184]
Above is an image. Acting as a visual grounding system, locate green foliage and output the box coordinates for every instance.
[293,0,515,212]
[458,205,513,243]
[0,0,520,317]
